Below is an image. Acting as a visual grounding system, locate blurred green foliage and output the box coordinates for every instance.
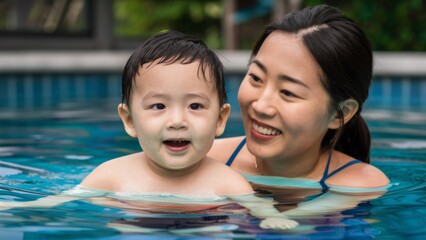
[114,0,223,48]
[302,0,426,51]
[114,0,426,51]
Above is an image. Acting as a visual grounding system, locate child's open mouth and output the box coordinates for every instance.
[163,139,190,152]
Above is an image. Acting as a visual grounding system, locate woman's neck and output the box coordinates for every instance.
[254,149,328,179]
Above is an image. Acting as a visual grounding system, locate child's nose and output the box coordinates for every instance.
[167,111,188,129]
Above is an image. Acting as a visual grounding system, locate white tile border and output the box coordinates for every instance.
[1,51,425,76]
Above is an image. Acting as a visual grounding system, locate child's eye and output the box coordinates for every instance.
[189,103,203,110]
[150,103,165,110]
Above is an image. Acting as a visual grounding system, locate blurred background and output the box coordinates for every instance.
[1,0,425,51]
[0,0,425,112]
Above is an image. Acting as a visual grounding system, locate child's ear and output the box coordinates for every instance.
[328,99,359,129]
[118,103,137,138]
[215,103,231,136]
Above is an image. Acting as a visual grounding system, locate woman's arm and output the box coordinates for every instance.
[283,189,388,217]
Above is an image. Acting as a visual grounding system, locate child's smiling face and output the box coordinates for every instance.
[119,61,229,174]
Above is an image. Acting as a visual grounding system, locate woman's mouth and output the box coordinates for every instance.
[252,122,282,136]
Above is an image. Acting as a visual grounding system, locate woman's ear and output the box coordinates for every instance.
[328,99,359,129]
[118,103,137,138]
[215,103,231,136]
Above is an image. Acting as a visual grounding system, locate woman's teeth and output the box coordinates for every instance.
[253,122,281,135]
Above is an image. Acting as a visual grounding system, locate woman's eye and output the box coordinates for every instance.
[281,90,297,98]
[189,103,203,110]
[151,103,165,110]
[248,73,261,83]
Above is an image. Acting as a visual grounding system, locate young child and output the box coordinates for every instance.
[80,30,252,197]
[0,31,298,230]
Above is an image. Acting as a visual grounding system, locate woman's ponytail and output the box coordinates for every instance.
[335,114,371,163]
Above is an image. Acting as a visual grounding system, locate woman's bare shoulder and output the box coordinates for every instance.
[328,153,390,188]
[345,162,390,187]
[208,136,246,164]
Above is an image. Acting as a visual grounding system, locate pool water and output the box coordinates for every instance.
[0,103,425,239]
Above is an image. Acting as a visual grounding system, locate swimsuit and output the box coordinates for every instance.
[225,138,362,190]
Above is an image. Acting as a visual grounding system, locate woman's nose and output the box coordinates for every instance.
[252,91,277,117]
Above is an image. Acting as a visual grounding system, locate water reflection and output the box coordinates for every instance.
[0,108,425,239]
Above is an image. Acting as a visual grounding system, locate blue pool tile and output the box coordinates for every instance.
[0,73,425,111]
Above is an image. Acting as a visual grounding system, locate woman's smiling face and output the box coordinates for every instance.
[238,31,336,162]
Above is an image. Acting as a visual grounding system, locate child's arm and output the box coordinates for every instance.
[0,195,80,210]
[0,185,107,210]
[219,165,299,229]
[230,194,299,229]
[0,159,119,211]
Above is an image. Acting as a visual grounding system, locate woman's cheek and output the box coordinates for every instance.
[238,80,252,107]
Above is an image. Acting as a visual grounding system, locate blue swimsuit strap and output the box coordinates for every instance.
[226,138,246,166]
[319,150,362,189]
[226,139,362,190]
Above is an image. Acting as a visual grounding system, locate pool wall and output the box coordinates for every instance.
[0,51,425,112]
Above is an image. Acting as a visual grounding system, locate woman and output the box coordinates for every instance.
[208,5,389,209]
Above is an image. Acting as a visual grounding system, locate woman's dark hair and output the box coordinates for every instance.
[251,5,372,163]
[121,30,226,107]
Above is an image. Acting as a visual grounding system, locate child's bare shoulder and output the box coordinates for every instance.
[205,158,239,173]
[80,153,142,191]
[203,158,253,195]
[90,153,140,173]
